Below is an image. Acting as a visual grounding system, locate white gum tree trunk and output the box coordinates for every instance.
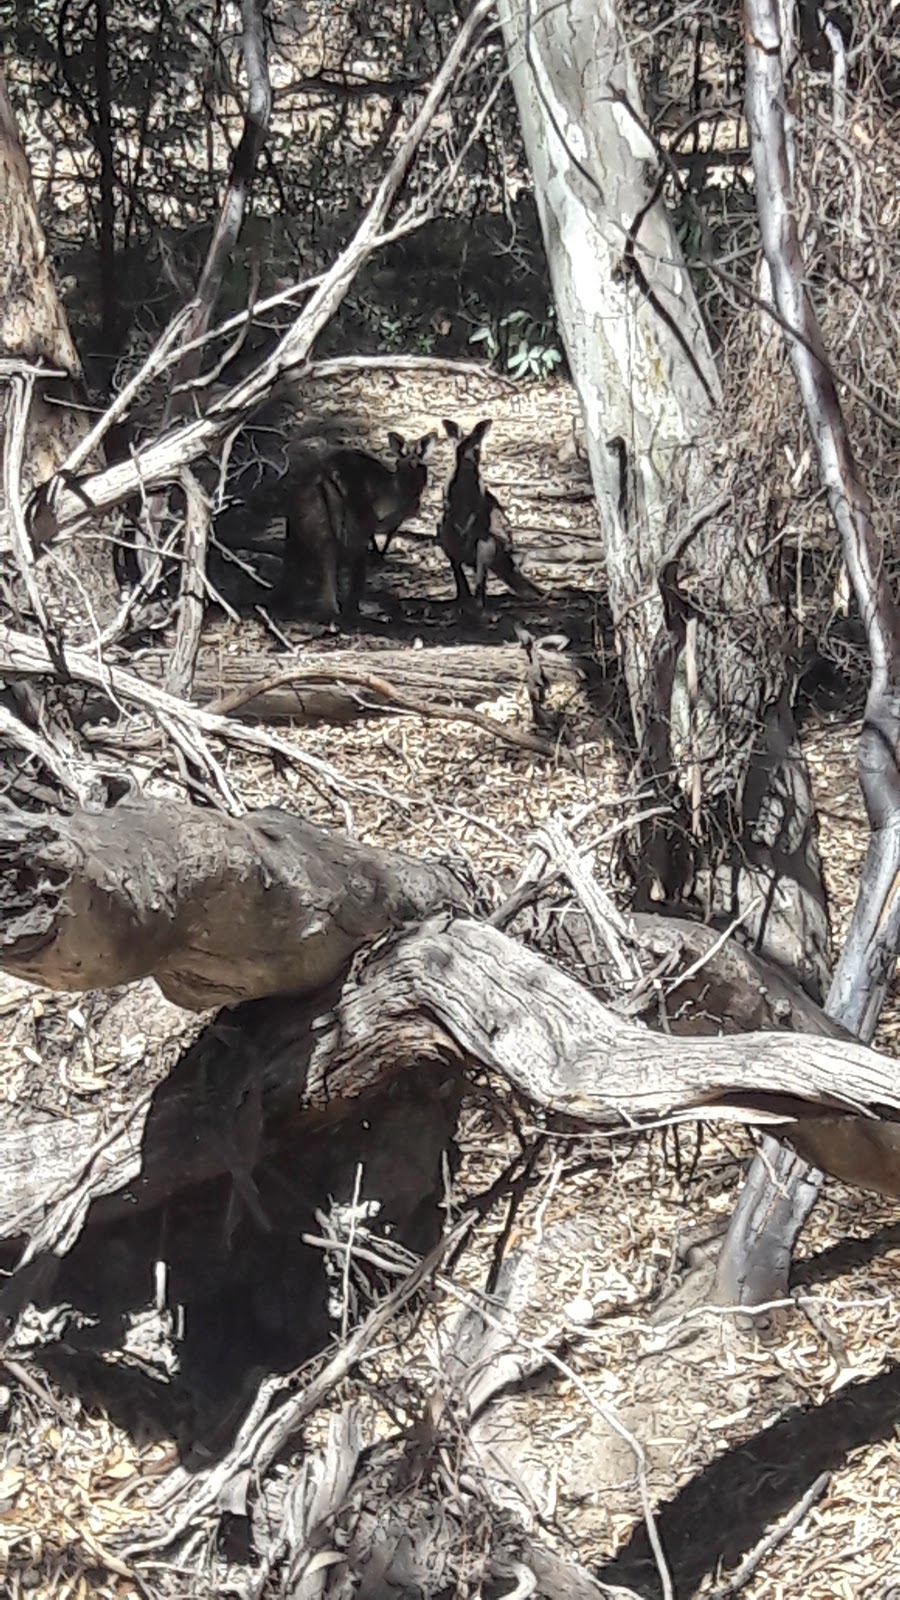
[498,0,832,1000]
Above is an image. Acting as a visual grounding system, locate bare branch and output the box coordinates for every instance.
[165,466,210,699]
[29,0,497,544]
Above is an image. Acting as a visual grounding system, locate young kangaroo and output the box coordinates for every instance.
[439,419,541,608]
[278,431,436,617]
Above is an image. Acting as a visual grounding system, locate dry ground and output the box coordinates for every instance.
[1,371,899,1600]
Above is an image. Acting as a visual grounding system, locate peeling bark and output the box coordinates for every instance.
[2,802,900,1284]
[0,66,115,612]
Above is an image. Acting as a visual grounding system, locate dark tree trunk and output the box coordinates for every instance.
[715,0,900,1305]
[94,0,120,362]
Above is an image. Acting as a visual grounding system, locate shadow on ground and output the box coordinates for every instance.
[598,1355,900,1597]
[11,999,464,1466]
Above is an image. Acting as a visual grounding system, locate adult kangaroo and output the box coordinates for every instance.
[278,431,436,617]
[439,419,541,609]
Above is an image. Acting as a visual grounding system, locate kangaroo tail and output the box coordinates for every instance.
[490,539,542,599]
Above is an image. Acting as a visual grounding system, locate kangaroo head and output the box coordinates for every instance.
[385,432,437,512]
[388,430,438,464]
[443,418,492,469]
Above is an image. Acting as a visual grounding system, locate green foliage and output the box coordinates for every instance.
[342,297,434,355]
[469,307,563,381]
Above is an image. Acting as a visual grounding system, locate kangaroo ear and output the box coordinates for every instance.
[387,432,406,455]
[471,418,493,445]
[418,431,438,460]
[443,419,461,440]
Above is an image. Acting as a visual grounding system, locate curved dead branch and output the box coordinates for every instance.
[1,904,900,1322]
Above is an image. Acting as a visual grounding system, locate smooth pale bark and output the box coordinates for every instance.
[497,0,719,707]
[497,0,830,993]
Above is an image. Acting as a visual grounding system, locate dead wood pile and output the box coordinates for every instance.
[0,794,899,1594]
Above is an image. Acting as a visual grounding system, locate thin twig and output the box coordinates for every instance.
[206,664,560,760]
[305,1227,674,1600]
[707,1471,830,1598]
[43,0,498,542]
[124,1217,470,1554]
[665,896,765,996]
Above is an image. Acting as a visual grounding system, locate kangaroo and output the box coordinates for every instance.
[278,431,436,617]
[362,431,438,557]
[439,419,541,608]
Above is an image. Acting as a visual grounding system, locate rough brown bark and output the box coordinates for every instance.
[0,65,116,613]
[715,0,900,1307]
[138,640,587,725]
[0,71,85,465]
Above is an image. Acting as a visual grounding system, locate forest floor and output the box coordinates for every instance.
[2,368,899,1600]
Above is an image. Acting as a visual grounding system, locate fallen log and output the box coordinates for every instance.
[131,640,588,724]
[3,795,900,1314]
[626,912,900,1197]
[0,799,471,1007]
[5,908,900,1298]
[2,797,900,1275]
[0,797,895,1124]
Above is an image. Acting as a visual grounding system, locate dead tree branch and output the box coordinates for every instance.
[1,795,900,1394]
[165,466,211,698]
[0,621,379,818]
[28,0,497,546]
[166,0,272,405]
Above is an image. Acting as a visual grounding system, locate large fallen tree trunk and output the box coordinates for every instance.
[4,908,900,1335]
[2,796,900,1284]
[2,796,899,1592]
[0,799,471,1007]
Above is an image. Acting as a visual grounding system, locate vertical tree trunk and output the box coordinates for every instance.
[94,0,120,365]
[715,0,900,1306]
[498,0,719,711]
[498,0,831,995]
[0,69,91,502]
[0,66,116,617]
